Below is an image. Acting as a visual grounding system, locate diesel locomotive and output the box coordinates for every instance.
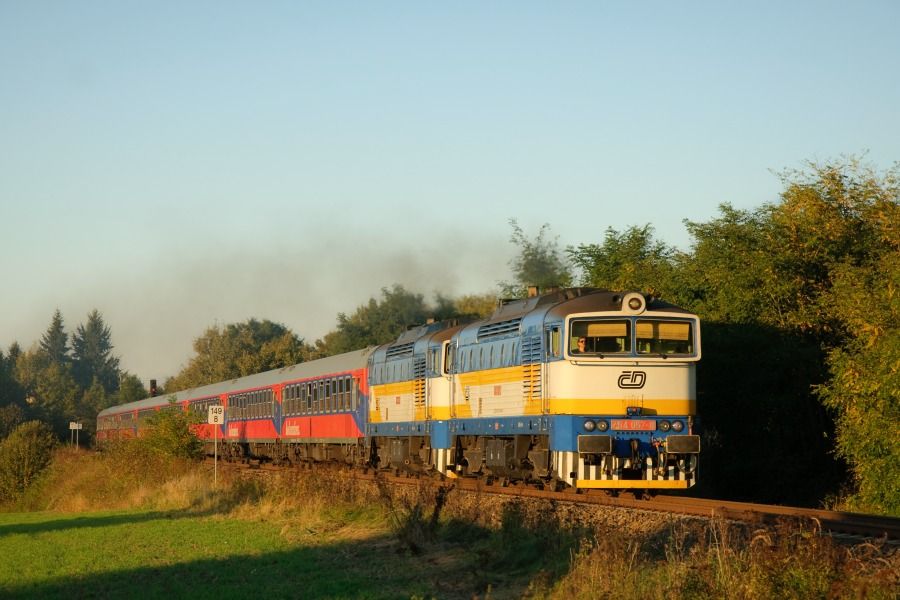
[97,288,701,489]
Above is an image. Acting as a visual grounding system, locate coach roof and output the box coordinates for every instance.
[98,347,375,417]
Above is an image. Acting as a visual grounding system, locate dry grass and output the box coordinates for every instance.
[544,518,900,599]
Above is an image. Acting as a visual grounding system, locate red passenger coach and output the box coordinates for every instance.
[96,348,375,465]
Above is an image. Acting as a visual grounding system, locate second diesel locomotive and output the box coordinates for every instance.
[98,288,701,489]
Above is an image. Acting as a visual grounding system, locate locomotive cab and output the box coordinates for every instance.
[545,291,702,488]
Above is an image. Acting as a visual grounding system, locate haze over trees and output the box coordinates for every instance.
[0,156,896,515]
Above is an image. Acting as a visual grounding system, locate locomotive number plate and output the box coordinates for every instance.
[611,419,655,431]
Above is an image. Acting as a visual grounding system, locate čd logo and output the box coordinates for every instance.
[618,371,647,389]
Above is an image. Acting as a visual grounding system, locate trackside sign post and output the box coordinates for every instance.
[208,406,224,487]
[69,421,82,447]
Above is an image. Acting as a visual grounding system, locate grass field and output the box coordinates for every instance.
[0,495,570,599]
[2,447,898,599]
[0,508,501,599]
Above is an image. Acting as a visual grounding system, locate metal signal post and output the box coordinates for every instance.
[208,406,225,487]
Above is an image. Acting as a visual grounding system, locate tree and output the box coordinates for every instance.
[499,220,572,298]
[0,404,24,441]
[568,225,676,296]
[141,401,203,460]
[110,373,147,407]
[166,319,314,391]
[794,159,900,514]
[14,349,80,438]
[39,309,69,366]
[0,347,25,419]
[0,420,57,503]
[71,309,121,394]
[672,157,899,510]
[316,285,457,357]
[678,204,779,325]
[453,293,498,319]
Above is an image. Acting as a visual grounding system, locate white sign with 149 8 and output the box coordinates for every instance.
[207,405,224,425]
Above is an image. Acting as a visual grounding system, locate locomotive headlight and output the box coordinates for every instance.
[622,292,646,314]
[658,420,671,432]
[583,419,596,432]
[596,420,609,431]
[671,420,684,432]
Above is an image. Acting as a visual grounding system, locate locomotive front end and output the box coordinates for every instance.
[546,292,701,489]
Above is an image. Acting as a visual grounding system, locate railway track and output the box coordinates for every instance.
[215,459,900,543]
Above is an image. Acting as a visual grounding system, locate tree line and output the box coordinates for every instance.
[0,156,896,515]
[0,309,147,442]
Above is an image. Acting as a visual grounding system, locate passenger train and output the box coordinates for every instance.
[97,288,701,489]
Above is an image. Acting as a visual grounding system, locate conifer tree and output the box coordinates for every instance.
[39,309,69,365]
[71,309,121,394]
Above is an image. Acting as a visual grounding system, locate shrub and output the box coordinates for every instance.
[141,404,203,460]
[0,420,57,502]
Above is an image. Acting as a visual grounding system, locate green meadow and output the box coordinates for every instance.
[0,509,445,599]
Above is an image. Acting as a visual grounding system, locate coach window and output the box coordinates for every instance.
[352,378,359,410]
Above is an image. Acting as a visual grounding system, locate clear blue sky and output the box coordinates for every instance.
[1,1,898,382]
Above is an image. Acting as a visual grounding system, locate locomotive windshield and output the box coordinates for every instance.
[570,319,630,354]
[569,318,695,356]
[636,319,693,355]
